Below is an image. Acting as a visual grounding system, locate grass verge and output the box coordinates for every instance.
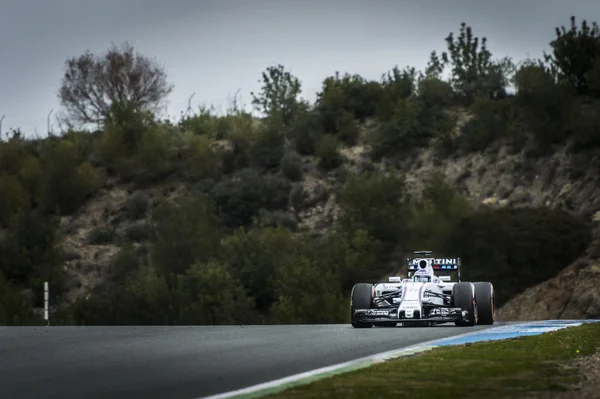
[264,322,600,399]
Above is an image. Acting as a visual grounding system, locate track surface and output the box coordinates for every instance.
[0,323,508,399]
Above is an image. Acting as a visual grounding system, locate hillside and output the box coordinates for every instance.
[1,17,600,325]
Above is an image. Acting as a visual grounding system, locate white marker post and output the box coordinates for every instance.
[44,281,49,326]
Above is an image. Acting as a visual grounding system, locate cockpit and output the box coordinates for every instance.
[413,273,432,283]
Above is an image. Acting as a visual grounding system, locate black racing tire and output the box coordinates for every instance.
[452,282,478,327]
[473,282,495,325]
[350,283,374,328]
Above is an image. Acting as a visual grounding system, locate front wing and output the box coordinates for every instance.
[353,306,470,324]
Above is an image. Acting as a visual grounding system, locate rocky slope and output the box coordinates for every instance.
[497,223,600,321]
[55,112,600,319]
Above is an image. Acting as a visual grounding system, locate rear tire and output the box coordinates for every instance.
[452,282,478,326]
[350,283,374,328]
[473,282,495,325]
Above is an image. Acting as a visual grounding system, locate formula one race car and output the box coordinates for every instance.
[350,251,495,328]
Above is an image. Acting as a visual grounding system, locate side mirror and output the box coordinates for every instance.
[439,276,451,282]
[388,277,402,283]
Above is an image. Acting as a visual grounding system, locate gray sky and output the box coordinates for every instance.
[1,0,599,137]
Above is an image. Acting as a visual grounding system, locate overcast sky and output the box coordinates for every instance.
[1,0,598,137]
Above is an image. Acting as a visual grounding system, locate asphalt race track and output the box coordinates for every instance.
[0,323,509,399]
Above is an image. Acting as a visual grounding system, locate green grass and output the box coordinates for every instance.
[264,322,600,399]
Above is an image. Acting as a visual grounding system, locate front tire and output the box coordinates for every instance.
[350,283,374,328]
[452,282,478,326]
[473,282,495,325]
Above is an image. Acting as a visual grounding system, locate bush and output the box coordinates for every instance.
[316,135,342,170]
[210,168,291,228]
[177,260,256,324]
[221,225,297,313]
[150,196,222,277]
[0,173,29,227]
[180,134,221,181]
[457,97,513,153]
[335,110,360,146]
[316,73,384,126]
[124,220,153,242]
[337,171,411,246]
[514,63,576,149]
[280,153,304,181]
[123,191,151,220]
[442,207,592,306]
[250,119,285,170]
[40,139,104,214]
[369,98,423,160]
[286,110,324,155]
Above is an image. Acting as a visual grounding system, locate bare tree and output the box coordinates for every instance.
[58,42,174,128]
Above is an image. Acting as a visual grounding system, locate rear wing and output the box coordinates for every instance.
[406,251,462,282]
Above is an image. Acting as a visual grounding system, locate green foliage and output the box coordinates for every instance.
[544,16,600,96]
[280,153,304,181]
[221,225,297,313]
[514,63,576,148]
[377,66,417,120]
[251,64,303,126]
[316,134,342,170]
[0,209,64,295]
[180,134,221,181]
[429,22,512,102]
[417,76,454,108]
[569,101,600,150]
[337,171,411,245]
[443,207,591,306]
[122,191,151,220]
[269,255,346,324]
[177,260,255,324]
[250,118,285,170]
[334,110,360,146]
[316,73,384,127]
[286,109,324,155]
[0,173,29,226]
[210,168,291,228]
[321,229,383,295]
[370,97,455,160]
[150,196,222,277]
[457,97,514,153]
[0,273,38,325]
[407,173,473,251]
[40,139,104,214]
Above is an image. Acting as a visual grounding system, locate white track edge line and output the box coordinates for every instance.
[196,323,529,399]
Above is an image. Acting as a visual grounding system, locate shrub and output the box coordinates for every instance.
[442,207,592,306]
[123,191,151,220]
[280,153,304,181]
[316,135,342,170]
[286,110,324,155]
[250,119,285,170]
[210,168,291,228]
[150,196,222,277]
[457,97,513,153]
[87,227,115,244]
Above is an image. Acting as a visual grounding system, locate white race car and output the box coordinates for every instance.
[350,251,495,328]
